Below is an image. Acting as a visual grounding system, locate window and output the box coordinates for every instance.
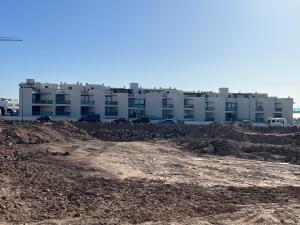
[68,87,72,90]
[91,87,94,90]
[45,85,48,88]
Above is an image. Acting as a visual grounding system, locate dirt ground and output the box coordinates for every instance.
[0,121,299,224]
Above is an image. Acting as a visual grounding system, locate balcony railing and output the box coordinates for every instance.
[56,111,71,116]
[81,90,90,95]
[105,112,118,116]
[32,99,54,104]
[256,107,264,112]
[184,115,194,119]
[226,107,237,112]
[162,114,173,119]
[32,89,52,94]
[32,111,53,116]
[105,101,118,105]
[128,93,135,98]
[162,104,174,108]
[275,108,282,112]
[56,100,70,104]
[81,100,95,105]
[129,104,145,108]
[129,113,137,118]
[56,90,67,94]
[184,104,194,108]
[32,89,41,93]
[205,107,215,111]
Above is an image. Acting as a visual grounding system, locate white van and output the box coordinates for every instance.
[266,118,290,127]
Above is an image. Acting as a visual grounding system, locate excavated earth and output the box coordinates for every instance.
[0,121,299,225]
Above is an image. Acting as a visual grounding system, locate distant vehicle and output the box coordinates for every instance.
[159,119,176,125]
[7,99,19,116]
[111,118,131,124]
[132,117,151,124]
[78,114,101,122]
[266,118,290,127]
[0,98,8,116]
[36,116,53,123]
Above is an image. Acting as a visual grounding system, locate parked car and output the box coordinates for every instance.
[36,116,53,123]
[266,117,291,127]
[111,118,131,124]
[159,119,176,125]
[132,117,151,124]
[78,114,101,122]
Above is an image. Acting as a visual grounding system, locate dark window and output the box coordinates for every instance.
[45,86,48,88]
[91,87,94,90]
[68,87,72,90]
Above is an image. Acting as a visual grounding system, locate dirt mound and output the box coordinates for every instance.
[1,121,300,224]
[1,149,299,224]
[72,122,300,164]
[0,121,90,146]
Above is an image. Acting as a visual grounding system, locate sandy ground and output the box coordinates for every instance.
[1,122,300,224]
[25,139,299,225]
[43,140,300,188]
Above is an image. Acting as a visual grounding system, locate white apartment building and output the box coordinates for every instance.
[19,79,293,123]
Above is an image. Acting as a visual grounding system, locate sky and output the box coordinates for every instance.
[0,0,300,105]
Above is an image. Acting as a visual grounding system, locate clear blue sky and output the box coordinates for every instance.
[1,0,300,105]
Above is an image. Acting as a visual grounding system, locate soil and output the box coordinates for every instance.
[0,121,299,224]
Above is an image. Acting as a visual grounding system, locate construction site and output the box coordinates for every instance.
[0,121,299,224]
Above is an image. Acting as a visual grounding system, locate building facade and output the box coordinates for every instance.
[19,79,293,123]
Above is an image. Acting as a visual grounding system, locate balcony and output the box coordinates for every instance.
[81,90,92,95]
[129,113,137,118]
[32,89,52,94]
[128,93,135,98]
[32,99,54,104]
[56,111,71,116]
[32,111,53,116]
[129,104,145,108]
[81,100,95,105]
[184,104,194,109]
[56,90,67,94]
[205,107,215,111]
[256,107,264,112]
[162,114,173,119]
[32,89,41,94]
[184,115,194,119]
[105,112,118,116]
[226,107,237,112]
[105,101,118,105]
[56,100,70,104]
[205,117,214,122]
[162,104,174,108]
